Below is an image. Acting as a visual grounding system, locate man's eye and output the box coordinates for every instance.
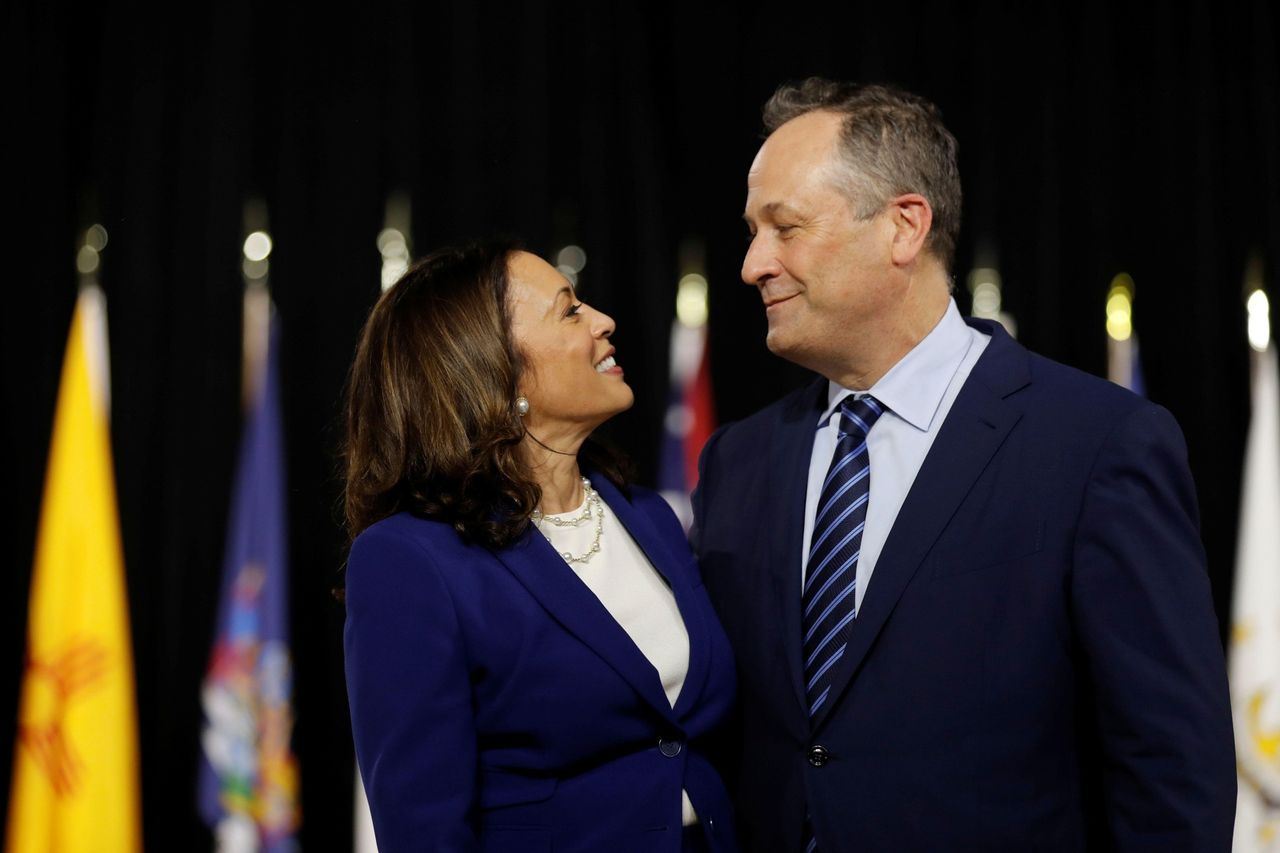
[776,224,795,235]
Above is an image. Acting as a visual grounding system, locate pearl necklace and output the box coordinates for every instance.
[532,476,604,564]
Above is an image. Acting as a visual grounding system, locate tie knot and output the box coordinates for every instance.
[838,394,884,440]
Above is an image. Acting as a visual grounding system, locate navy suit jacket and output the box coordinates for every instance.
[345,478,738,853]
[692,319,1235,852]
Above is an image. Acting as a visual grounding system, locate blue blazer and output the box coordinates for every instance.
[692,319,1235,852]
[345,477,738,853]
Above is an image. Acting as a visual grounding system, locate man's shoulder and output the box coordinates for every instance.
[969,320,1154,422]
[1019,349,1152,418]
[709,378,824,451]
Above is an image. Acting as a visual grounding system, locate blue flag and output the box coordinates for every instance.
[198,313,299,851]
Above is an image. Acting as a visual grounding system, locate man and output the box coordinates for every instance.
[692,78,1235,852]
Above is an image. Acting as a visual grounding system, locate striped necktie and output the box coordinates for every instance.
[802,395,883,853]
[802,394,883,716]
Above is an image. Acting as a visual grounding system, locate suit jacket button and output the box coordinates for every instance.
[808,745,830,767]
[659,738,683,758]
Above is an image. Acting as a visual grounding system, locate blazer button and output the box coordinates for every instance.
[808,745,830,767]
[658,738,683,758]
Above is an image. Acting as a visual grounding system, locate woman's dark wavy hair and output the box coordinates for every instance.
[342,240,630,547]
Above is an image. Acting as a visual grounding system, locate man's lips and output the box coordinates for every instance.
[764,293,799,309]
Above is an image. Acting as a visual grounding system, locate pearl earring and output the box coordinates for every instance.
[515,396,530,416]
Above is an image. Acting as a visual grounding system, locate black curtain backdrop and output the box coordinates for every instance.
[3,1,1278,849]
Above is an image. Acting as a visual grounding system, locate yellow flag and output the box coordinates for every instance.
[6,287,141,852]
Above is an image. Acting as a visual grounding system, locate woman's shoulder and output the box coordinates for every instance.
[605,482,688,542]
[348,511,464,572]
[354,510,451,546]
[622,483,666,514]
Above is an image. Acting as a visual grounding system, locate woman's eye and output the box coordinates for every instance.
[566,303,583,318]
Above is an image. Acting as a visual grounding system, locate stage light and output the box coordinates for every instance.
[556,245,587,274]
[76,245,99,274]
[1247,289,1271,352]
[86,224,108,251]
[243,258,269,281]
[676,273,709,328]
[378,227,410,291]
[972,282,1000,317]
[967,267,1002,318]
[376,228,406,256]
[1106,274,1134,342]
[243,231,272,262]
[76,224,108,275]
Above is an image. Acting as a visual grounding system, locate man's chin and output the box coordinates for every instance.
[765,328,801,360]
[766,330,828,376]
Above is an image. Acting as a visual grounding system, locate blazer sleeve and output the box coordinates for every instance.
[689,425,728,559]
[344,524,479,853]
[1071,403,1235,851]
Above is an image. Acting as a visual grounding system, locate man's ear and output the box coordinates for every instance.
[887,193,932,267]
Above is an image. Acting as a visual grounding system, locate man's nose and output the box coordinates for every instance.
[741,235,780,286]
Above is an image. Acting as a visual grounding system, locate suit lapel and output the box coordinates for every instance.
[493,492,678,725]
[810,321,1031,731]
[769,380,828,719]
[593,478,711,720]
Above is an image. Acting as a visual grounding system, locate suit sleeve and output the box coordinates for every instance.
[690,426,727,559]
[1071,404,1235,851]
[344,526,479,853]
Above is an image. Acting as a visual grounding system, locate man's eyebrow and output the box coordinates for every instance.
[743,201,802,224]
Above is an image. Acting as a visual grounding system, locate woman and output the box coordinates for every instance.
[342,242,738,853]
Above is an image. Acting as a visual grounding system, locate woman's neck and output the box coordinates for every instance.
[521,434,586,514]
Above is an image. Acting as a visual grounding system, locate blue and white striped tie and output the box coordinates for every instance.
[798,394,880,712]
[802,394,882,716]
[802,395,883,851]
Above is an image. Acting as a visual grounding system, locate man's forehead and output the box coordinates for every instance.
[766,112,843,158]
[745,139,843,219]
[750,114,842,186]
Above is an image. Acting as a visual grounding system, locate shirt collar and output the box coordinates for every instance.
[819,299,975,433]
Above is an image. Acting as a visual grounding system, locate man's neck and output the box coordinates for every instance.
[829,294,951,391]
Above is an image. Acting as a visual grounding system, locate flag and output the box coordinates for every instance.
[1107,332,1146,395]
[1230,342,1280,851]
[353,769,377,853]
[658,318,715,530]
[6,286,141,852]
[197,311,300,851]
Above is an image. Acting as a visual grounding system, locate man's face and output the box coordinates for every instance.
[742,111,896,374]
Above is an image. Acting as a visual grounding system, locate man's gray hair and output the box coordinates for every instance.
[763,78,962,272]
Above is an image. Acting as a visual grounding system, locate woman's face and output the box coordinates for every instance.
[508,251,633,438]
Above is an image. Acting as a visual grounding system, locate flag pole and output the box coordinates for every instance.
[354,193,415,853]
[1229,253,1280,852]
[197,200,299,851]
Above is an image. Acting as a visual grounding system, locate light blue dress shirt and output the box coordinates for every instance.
[801,300,991,611]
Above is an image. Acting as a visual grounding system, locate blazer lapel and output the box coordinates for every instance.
[769,380,829,719]
[810,321,1031,731]
[493,505,678,725]
[592,478,711,720]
